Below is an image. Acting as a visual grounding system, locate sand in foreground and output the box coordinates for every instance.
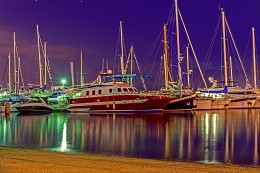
[0,147,259,173]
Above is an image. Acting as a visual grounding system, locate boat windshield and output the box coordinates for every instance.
[27,98,43,103]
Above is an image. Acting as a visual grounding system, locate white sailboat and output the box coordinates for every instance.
[162,0,209,111]
[251,27,260,108]
[196,8,256,110]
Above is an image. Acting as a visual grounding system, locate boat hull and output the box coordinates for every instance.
[194,99,212,110]
[15,106,53,114]
[163,94,196,111]
[68,95,172,113]
[227,97,256,109]
[211,99,229,110]
[253,96,260,108]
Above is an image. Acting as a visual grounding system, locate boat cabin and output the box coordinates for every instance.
[81,83,138,97]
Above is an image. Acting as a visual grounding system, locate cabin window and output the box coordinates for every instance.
[92,90,95,95]
[98,90,102,95]
[134,88,138,92]
[128,88,134,92]
[109,88,113,93]
[86,91,89,96]
[118,88,122,92]
[123,88,128,92]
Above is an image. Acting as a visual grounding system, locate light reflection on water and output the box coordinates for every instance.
[0,110,259,166]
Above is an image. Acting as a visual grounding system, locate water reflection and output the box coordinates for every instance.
[0,110,259,166]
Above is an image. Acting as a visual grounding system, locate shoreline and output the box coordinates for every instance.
[0,146,259,173]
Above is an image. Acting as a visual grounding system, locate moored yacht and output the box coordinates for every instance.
[15,97,52,114]
[67,74,172,113]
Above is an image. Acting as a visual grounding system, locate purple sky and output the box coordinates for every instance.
[0,0,259,89]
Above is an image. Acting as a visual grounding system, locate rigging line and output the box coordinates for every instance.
[202,16,221,75]
[141,29,164,89]
[178,9,208,88]
[125,48,131,71]
[113,26,121,75]
[1,58,8,87]
[46,55,53,86]
[243,33,251,62]
[142,28,164,72]
[18,57,24,87]
[15,43,25,88]
[153,55,163,90]
[225,17,250,85]
[242,33,252,83]
[146,42,162,90]
[133,50,147,90]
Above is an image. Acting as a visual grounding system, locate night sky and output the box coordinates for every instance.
[0,0,259,89]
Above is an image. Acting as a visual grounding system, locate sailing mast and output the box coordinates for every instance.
[37,25,43,88]
[80,48,84,87]
[175,0,182,84]
[252,27,257,89]
[13,32,17,93]
[44,42,47,85]
[130,46,134,86]
[17,57,20,92]
[178,10,208,89]
[70,61,75,87]
[229,56,233,86]
[163,24,169,90]
[221,9,228,86]
[120,21,125,75]
[186,45,190,88]
[8,53,11,92]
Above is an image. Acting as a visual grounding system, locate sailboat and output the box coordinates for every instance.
[15,97,52,114]
[251,27,260,108]
[196,8,256,110]
[30,25,53,97]
[159,0,212,111]
[0,32,28,113]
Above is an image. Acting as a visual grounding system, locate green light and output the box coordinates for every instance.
[61,79,66,87]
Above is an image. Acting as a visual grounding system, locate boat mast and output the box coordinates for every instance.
[13,32,17,94]
[8,53,11,92]
[44,42,47,86]
[221,9,228,86]
[186,44,190,88]
[175,0,182,84]
[37,25,43,88]
[70,61,75,87]
[178,10,208,88]
[229,56,233,86]
[130,46,134,86]
[163,24,169,90]
[17,57,20,92]
[252,27,257,89]
[120,21,125,75]
[80,48,84,87]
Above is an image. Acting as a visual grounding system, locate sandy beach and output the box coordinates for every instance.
[0,147,259,173]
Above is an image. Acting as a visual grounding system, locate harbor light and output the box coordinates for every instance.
[62,79,66,87]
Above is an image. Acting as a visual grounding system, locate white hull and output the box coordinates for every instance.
[211,99,229,110]
[252,96,260,108]
[195,96,256,110]
[227,97,256,109]
[194,99,212,110]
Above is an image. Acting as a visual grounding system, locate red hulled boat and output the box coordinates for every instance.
[68,81,172,113]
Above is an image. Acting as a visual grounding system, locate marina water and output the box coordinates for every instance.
[0,110,259,166]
